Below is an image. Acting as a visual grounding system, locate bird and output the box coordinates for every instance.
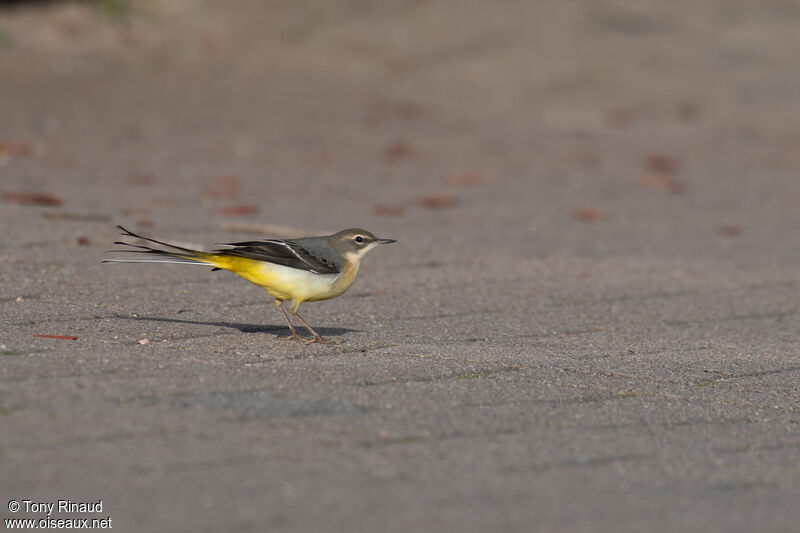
[104,225,396,343]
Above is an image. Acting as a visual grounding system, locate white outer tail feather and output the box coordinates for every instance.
[102,259,211,266]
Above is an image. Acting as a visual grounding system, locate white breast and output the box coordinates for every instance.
[247,261,341,302]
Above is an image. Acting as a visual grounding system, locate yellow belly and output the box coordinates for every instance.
[204,254,358,303]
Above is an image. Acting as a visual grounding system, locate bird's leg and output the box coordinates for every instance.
[289,303,332,344]
[273,299,303,340]
[291,312,331,344]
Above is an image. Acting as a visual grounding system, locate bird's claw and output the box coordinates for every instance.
[308,336,337,345]
[284,333,337,345]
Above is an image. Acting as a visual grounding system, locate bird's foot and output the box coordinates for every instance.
[282,332,305,341]
[306,336,337,345]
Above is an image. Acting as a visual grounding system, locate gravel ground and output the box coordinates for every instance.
[1,1,799,532]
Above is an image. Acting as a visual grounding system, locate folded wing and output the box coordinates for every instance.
[216,240,341,275]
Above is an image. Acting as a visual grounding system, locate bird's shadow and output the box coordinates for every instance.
[116,314,355,338]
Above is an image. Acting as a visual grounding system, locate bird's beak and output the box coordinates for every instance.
[376,238,396,244]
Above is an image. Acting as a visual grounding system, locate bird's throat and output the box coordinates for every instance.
[331,256,361,295]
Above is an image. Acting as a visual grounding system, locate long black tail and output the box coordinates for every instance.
[103,225,213,267]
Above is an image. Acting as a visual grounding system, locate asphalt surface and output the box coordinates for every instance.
[1,1,799,532]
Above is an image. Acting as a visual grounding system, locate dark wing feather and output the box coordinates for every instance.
[214,240,341,274]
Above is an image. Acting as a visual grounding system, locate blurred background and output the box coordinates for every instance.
[2,0,798,255]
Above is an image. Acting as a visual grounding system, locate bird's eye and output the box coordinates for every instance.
[355,235,364,244]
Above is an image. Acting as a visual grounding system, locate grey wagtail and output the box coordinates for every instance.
[104,225,396,343]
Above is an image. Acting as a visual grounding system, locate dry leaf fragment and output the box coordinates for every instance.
[42,212,110,222]
[34,334,78,340]
[383,141,413,163]
[2,191,63,206]
[717,224,743,237]
[419,195,455,209]
[646,155,678,175]
[640,172,686,194]
[445,171,495,187]
[373,204,406,216]
[641,155,684,194]
[220,205,260,216]
[573,208,608,222]
[0,141,31,157]
[205,175,241,199]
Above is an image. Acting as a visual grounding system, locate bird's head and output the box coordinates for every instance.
[328,228,396,263]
